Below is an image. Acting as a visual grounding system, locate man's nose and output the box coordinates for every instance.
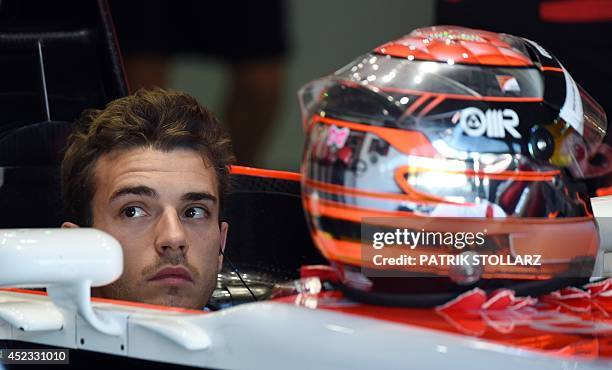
[154,208,188,255]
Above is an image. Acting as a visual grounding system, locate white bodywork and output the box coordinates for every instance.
[0,228,122,288]
[0,289,610,370]
[0,229,124,335]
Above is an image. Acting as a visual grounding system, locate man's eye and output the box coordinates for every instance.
[123,206,147,218]
[185,207,207,219]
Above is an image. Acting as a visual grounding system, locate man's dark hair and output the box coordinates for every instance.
[61,88,234,226]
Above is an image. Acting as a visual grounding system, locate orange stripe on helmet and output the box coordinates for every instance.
[303,195,423,223]
[403,93,432,116]
[396,165,560,182]
[311,230,363,265]
[311,115,437,157]
[417,95,446,117]
[304,177,462,205]
[305,169,557,214]
[393,167,470,205]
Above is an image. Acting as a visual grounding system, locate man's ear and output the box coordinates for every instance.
[61,222,80,229]
[218,221,229,273]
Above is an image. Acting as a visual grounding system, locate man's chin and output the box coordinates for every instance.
[144,289,201,309]
[92,284,205,310]
[146,284,208,309]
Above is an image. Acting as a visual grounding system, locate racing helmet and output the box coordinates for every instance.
[298,26,610,306]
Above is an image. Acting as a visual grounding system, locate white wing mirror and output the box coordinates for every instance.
[0,228,123,335]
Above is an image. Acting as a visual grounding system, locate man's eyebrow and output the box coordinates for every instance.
[181,192,218,203]
[109,186,159,202]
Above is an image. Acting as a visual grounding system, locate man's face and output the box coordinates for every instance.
[69,147,228,309]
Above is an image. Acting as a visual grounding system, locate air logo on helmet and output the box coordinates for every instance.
[459,107,521,139]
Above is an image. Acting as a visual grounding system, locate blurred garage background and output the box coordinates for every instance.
[110,0,612,171]
[111,0,435,171]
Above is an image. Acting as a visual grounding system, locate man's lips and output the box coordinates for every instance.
[148,266,194,284]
